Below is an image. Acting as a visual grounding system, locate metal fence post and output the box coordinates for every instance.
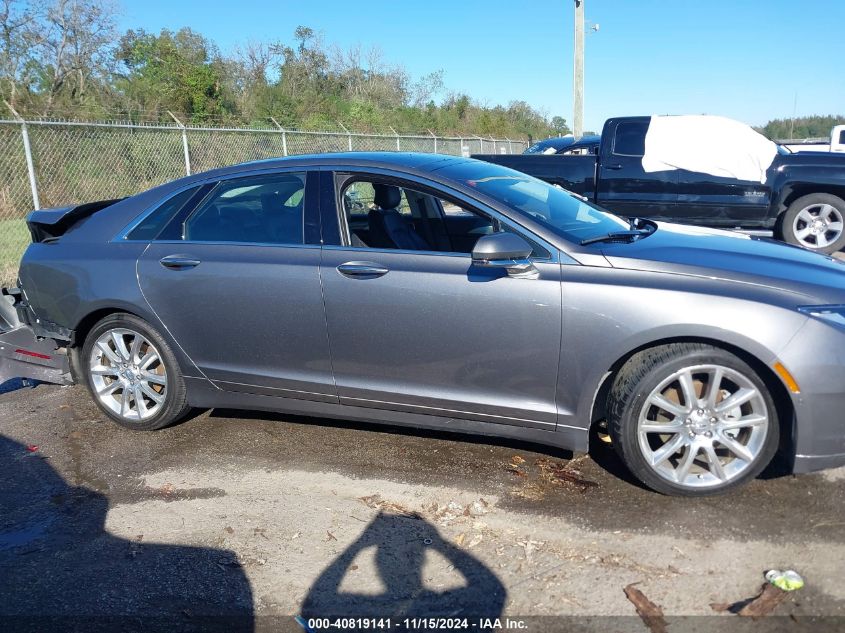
[389,126,400,151]
[428,129,437,154]
[270,117,288,156]
[168,111,191,176]
[506,137,513,154]
[5,101,40,210]
[338,122,353,151]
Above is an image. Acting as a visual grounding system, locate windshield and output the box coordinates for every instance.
[440,161,629,243]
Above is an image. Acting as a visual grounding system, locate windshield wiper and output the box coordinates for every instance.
[580,229,652,246]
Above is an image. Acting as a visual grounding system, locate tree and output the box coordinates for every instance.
[37,0,116,114]
[550,116,571,135]
[760,115,845,140]
[116,27,229,121]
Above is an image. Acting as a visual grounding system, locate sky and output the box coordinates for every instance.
[118,0,845,132]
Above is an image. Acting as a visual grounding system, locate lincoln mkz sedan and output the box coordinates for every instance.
[2,153,845,495]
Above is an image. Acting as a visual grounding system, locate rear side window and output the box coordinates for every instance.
[839,130,845,144]
[184,173,306,244]
[613,121,648,156]
[126,187,199,241]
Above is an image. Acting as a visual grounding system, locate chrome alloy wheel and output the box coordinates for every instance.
[89,328,167,421]
[637,364,769,489]
[792,203,844,250]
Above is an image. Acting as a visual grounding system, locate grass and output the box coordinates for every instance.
[0,218,29,286]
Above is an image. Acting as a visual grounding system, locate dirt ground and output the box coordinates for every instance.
[1,382,844,632]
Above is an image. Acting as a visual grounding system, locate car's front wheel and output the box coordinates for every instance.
[82,313,190,430]
[608,343,779,496]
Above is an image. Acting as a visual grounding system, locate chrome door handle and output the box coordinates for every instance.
[159,255,201,269]
[336,262,389,278]
[604,163,623,170]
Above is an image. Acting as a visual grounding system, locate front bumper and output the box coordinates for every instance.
[779,316,845,474]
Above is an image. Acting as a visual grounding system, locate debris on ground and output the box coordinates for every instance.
[357,493,421,518]
[465,499,490,517]
[467,533,483,548]
[710,570,802,617]
[25,444,39,453]
[431,500,466,525]
[325,530,337,542]
[507,455,528,477]
[515,539,544,561]
[536,457,598,492]
[224,526,234,534]
[765,569,804,592]
[623,583,668,633]
[711,583,789,618]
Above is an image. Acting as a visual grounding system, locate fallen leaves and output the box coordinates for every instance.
[357,494,422,519]
[506,455,598,498]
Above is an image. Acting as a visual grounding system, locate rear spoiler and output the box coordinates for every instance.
[26,198,124,243]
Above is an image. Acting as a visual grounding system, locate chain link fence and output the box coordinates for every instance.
[0,119,527,285]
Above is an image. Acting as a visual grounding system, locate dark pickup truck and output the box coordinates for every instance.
[476,115,845,254]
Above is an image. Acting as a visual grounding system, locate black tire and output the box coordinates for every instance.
[81,313,190,430]
[780,193,845,254]
[607,343,779,496]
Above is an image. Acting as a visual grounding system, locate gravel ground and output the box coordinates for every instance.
[0,382,843,632]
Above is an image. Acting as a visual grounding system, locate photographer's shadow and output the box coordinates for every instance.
[302,512,506,621]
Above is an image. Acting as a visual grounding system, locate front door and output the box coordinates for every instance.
[318,172,562,429]
[136,170,336,402]
[597,117,681,220]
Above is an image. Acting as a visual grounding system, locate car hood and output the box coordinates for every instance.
[599,222,845,303]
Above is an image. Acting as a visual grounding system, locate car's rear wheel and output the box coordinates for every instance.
[780,193,845,254]
[608,343,779,496]
[82,313,189,430]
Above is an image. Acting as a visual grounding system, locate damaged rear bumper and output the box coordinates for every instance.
[0,288,73,387]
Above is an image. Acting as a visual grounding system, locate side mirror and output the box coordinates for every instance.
[471,232,538,279]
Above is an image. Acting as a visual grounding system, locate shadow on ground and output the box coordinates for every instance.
[0,434,254,632]
[302,512,506,621]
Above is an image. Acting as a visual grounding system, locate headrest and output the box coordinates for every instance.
[373,184,401,210]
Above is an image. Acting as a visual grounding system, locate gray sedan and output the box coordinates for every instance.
[3,152,845,496]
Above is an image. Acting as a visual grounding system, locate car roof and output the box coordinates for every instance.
[196,152,469,180]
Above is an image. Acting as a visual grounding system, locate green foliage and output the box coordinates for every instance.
[1,2,561,138]
[116,28,229,122]
[760,115,845,140]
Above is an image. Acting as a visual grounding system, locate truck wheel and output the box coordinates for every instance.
[81,313,190,430]
[608,343,779,496]
[780,193,845,254]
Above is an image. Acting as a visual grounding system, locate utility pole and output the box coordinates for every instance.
[573,0,584,138]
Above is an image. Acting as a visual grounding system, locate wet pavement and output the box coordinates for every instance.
[1,382,844,629]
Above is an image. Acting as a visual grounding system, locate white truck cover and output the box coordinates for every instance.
[641,115,778,184]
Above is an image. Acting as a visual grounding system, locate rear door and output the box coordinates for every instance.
[136,169,336,402]
[596,118,680,219]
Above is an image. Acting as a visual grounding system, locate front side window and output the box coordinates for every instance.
[338,178,505,254]
[184,173,306,244]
